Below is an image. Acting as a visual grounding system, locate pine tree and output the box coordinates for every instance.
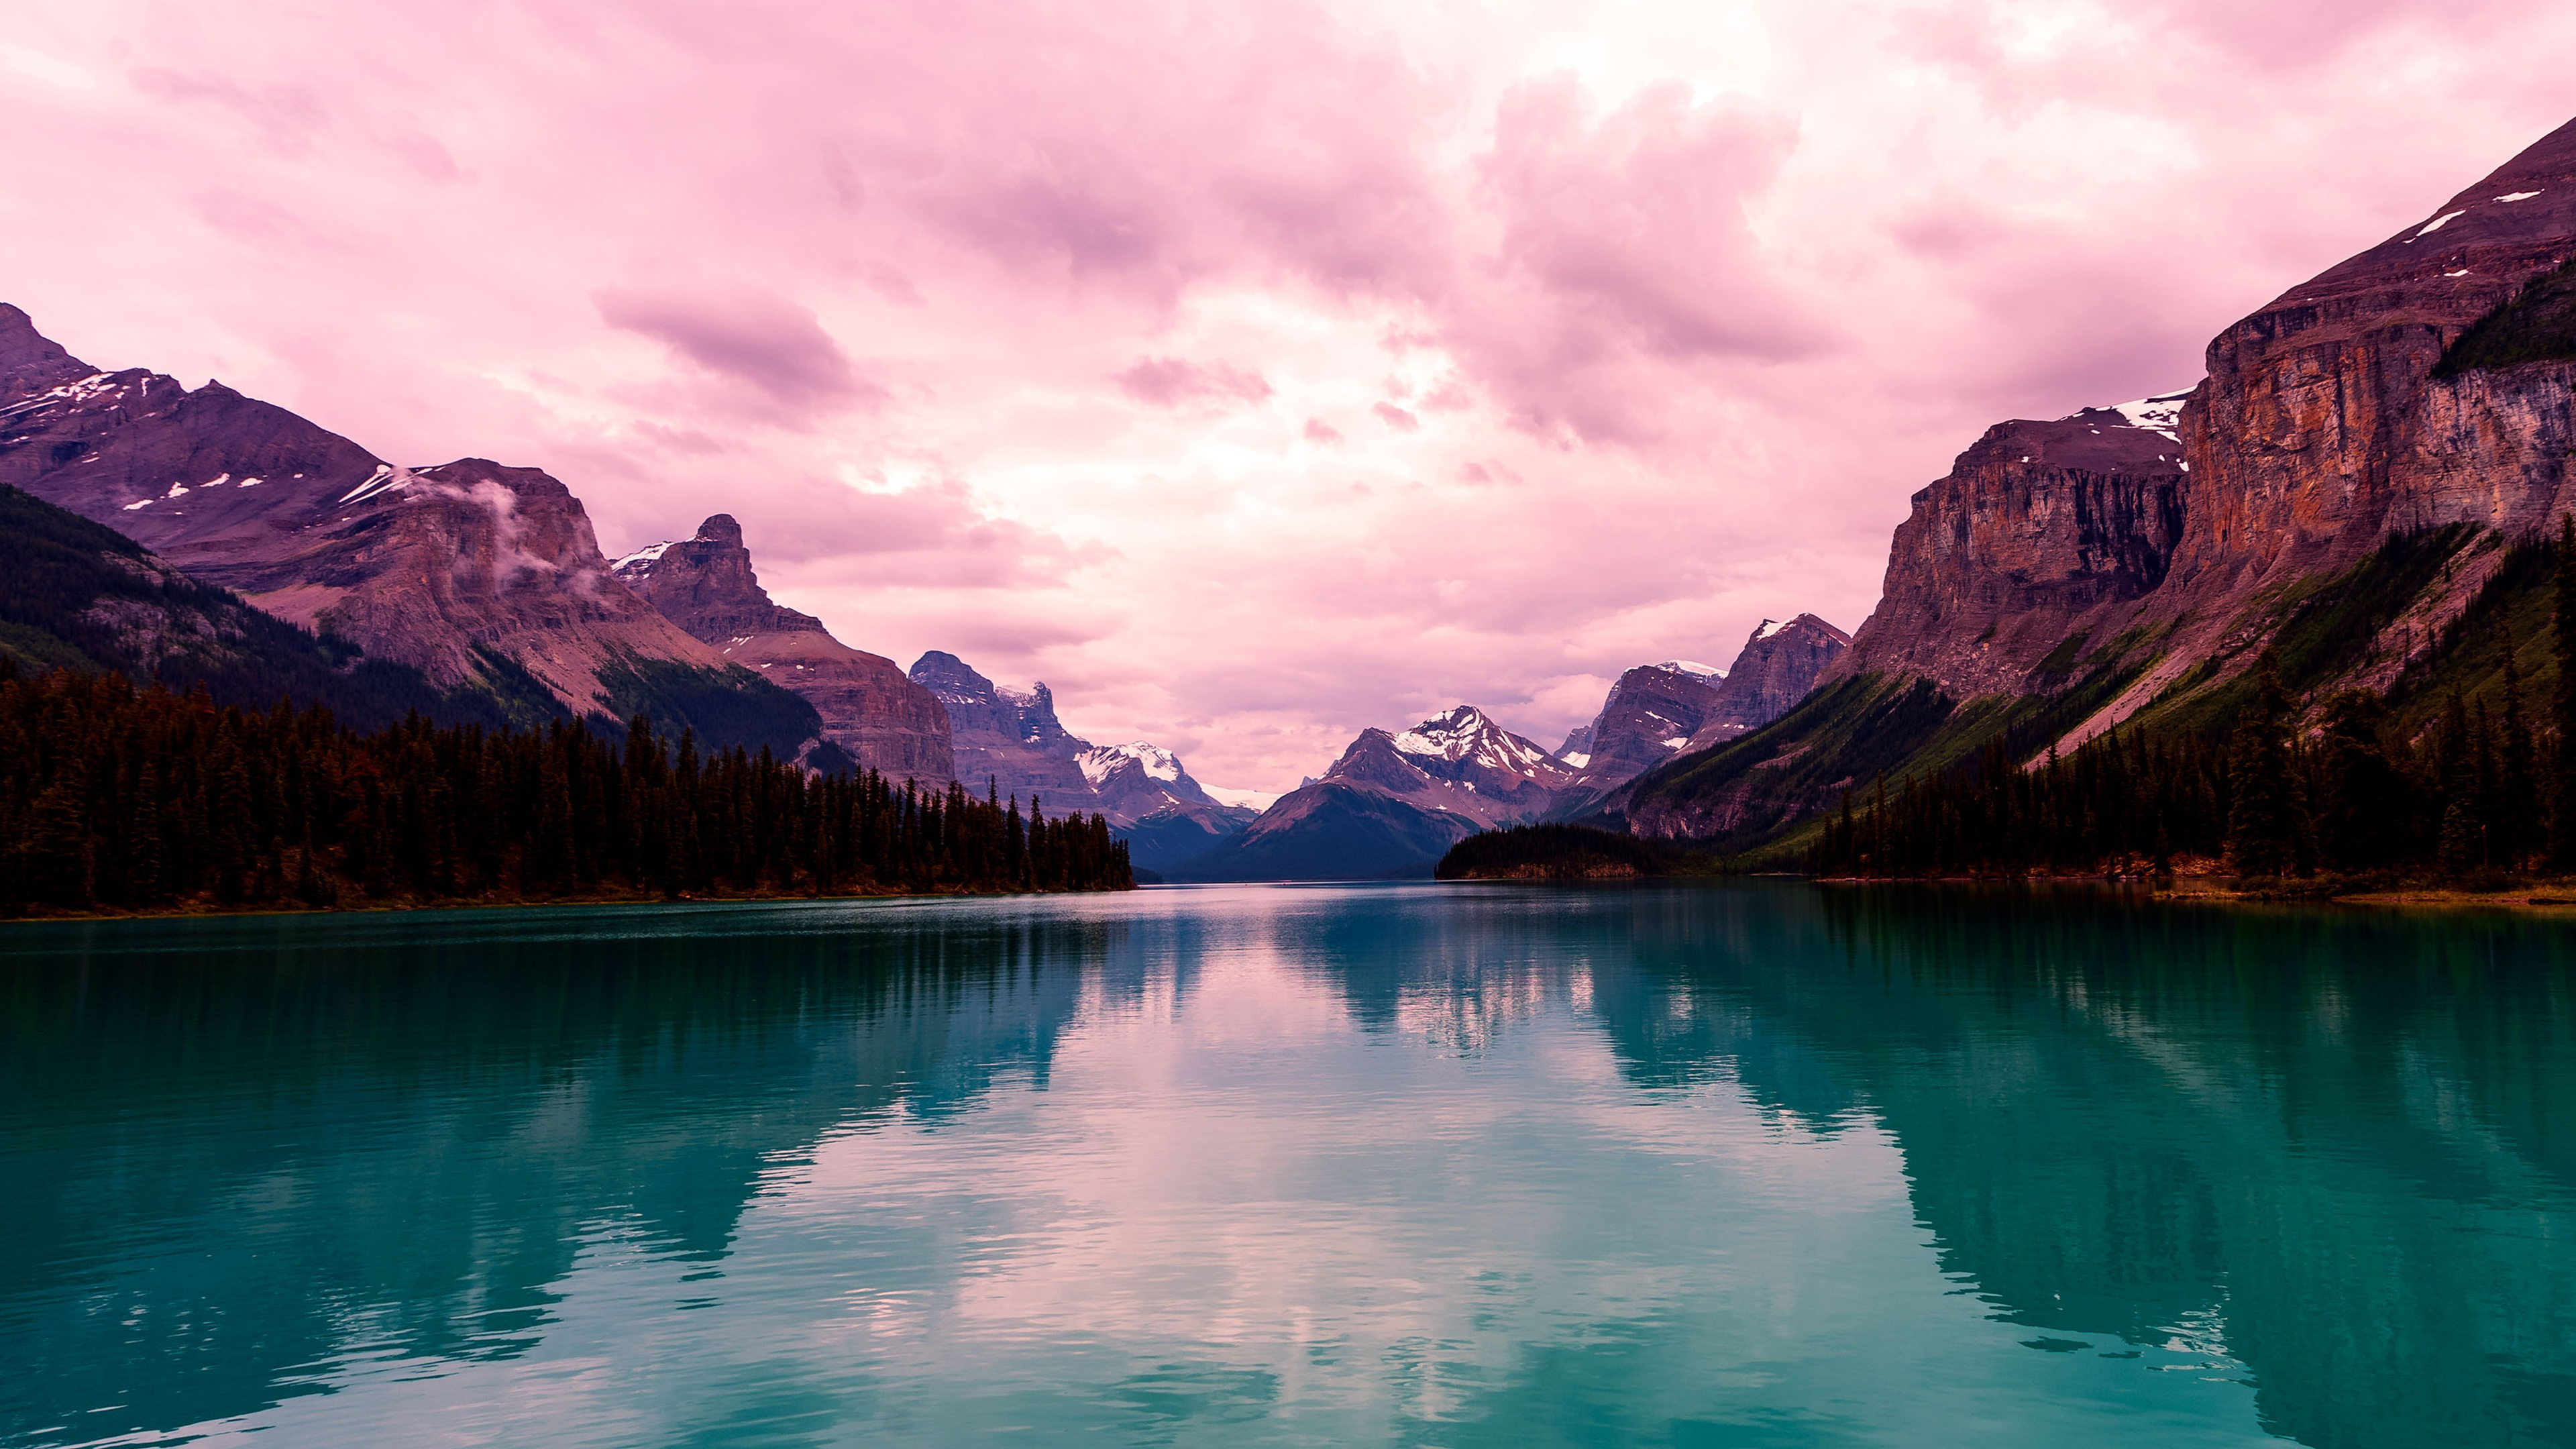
[2555,513,2576,867]
[2226,651,2304,878]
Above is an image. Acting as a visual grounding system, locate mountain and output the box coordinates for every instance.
[0,484,553,731]
[901,650,1251,866]
[0,305,825,755]
[1551,614,1850,822]
[1172,705,1576,880]
[907,651,1094,804]
[613,516,952,777]
[1621,114,2576,853]
[1702,614,1854,739]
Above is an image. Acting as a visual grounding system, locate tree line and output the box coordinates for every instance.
[0,662,1130,916]
[1814,520,2576,883]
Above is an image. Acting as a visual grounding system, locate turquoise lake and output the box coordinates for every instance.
[5,881,2575,1447]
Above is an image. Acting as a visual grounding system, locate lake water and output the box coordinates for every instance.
[4,882,2575,1448]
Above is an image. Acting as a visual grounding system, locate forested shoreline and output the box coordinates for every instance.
[0,662,1130,918]
[1811,522,2576,885]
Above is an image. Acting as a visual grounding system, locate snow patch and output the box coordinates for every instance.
[1079,741,1185,788]
[2417,210,2466,237]
[2446,269,2472,278]
[1660,736,1690,750]
[337,464,409,504]
[2110,390,2192,439]
[2498,191,2544,203]
[1756,619,1788,640]
[1656,659,1724,678]
[614,540,674,573]
[1560,752,1591,770]
[1201,784,1280,811]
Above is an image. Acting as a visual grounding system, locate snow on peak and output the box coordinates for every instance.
[337,463,411,505]
[1392,705,1493,758]
[1078,741,1185,787]
[1656,659,1724,678]
[614,540,674,573]
[2110,390,2192,440]
[1201,784,1279,811]
[1755,619,1788,640]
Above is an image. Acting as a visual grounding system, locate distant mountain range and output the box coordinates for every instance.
[0,288,1857,883]
[1165,614,1850,881]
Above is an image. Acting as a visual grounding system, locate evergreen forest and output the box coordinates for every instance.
[0,661,1130,916]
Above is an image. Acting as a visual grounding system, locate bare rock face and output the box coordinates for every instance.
[614,516,955,779]
[908,651,1095,805]
[1828,405,2188,700]
[1563,662,1729,790]
[1698,614,1851,738]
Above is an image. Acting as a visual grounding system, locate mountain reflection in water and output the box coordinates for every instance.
[3,884,2571,1448]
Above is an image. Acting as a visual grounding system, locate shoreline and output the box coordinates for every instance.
[0,881,1134,926]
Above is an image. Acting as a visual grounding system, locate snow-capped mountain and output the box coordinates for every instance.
[906,652,1254,867]
[1170,704,1576,881]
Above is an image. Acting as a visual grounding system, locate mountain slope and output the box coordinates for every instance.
[0,484,560,730]
[0,305,822,754]
[614,515,953,777]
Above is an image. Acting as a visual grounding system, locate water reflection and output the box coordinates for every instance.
[1,885,2573,1447]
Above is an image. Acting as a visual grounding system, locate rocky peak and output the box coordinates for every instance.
[908,651,1096,804]
[1335,705,1576,794]
[0,303,92,400]
[613,513,822,643]
[1707,614,1849,728]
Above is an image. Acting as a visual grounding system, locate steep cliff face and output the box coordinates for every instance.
[2055,117,2576,743]
[907,651,1095,803]
[615,516,954,779]
[1828,405,2188,700]
[0,306,823,750]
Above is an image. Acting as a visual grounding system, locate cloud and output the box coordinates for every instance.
[1116,356,1273,408]
[594,286,883,423]
[1372,402,1418,432]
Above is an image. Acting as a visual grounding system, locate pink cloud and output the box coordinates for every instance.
[594,286,884,423]
[1372,402,1419,432]
[1116,356,1273,408]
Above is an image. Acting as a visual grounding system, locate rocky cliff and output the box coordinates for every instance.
[907,651,1097,804]
[1825,404,2189,700]
[0,305,824,752]
[1696,614,1852,739]
[615,516,953,778]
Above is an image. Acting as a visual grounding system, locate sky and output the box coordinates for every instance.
[3,2,2573,794]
